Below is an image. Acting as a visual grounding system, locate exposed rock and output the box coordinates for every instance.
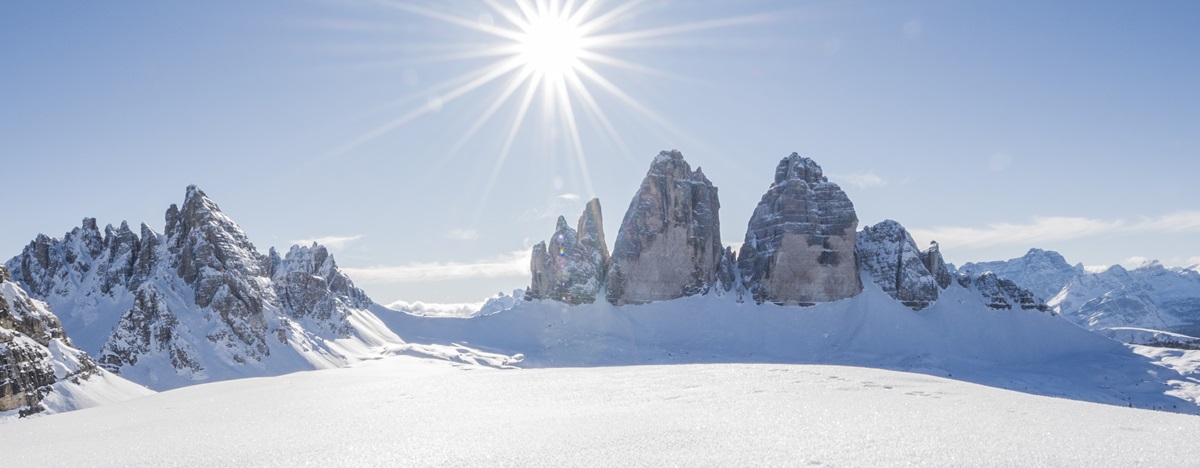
[957,272,1050,313]
[738,153,861,305]
[270,243,369,335]
[919,241,953,290]
[0,265,100,416]
[606,150,726,305]
[527,200,608,305]
[856,220,939,310]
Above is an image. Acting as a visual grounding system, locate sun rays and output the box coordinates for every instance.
[325,0,769,217]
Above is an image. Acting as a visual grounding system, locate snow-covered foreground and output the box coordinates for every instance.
[3,357,1198,467]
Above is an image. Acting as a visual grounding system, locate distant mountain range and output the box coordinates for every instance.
[960,249,1200,338]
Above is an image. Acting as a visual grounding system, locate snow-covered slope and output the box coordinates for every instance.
[1050,261,1200,332]
[3,357,1199,467]
[5,186,513,391]
[378,281,1199,413]
[0,265,150,420]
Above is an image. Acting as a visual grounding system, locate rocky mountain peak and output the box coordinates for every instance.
[856,220,939,310]
[738,153,861,305]
[774,152,826,185]
[577,198,610,270]
[606,150,726,305]
[959,248,1082,303]
[528,202,608,305]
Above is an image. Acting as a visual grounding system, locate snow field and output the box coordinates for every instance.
[2,358,1199,467]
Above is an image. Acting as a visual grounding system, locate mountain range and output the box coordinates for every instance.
[960,249,1200,339]
[3,150,1198,419]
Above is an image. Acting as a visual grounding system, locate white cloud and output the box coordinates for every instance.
[831,171,887,189]
[384,300,484,318]
[289,235,364,249]
[558,193,581,201]
[1121,256,1152,269]
[447,228,479,241]
[343,249,529,283]
[910,210,1200,252]
[1131,211,1200,232]
[910,216,1122,250]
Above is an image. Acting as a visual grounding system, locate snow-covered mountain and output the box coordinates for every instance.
[4,186,511,391]
[959,249,1200,334]
[958,249,1084,302]
[1050,261,1200,332]
[0,265,149,419]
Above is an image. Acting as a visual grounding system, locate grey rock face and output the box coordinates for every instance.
[856,220,939,310]
[957,272,1050,313]
[919,241,953,290]
[738,153,862,305]
[528,199,609,304]
[0,265,99,416]
[606,150,726,305]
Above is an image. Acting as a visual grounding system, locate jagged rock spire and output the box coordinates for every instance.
[528,199,610,305]
[605,150,726,305]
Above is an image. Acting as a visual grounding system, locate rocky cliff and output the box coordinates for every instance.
[0,265,106,416]
[856,220,940,310]
[606,150,729,305]
[738,153,861,305]
[919,241,954,290]
[956,272,1050,313]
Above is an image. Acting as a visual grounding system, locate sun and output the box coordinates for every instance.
[516,12,584,80]
[332,1,768,212]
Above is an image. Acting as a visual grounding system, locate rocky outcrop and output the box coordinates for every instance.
[0,265,100,416]
[738,153,862,305]
[605,150,727,305]
[5,185,398,391]
[920,241,953,290]
[528,199,610,304]
[856,220,939,310]
[957,272,1050,313]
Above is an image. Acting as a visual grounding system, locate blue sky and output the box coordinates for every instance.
[3,1,1198,305]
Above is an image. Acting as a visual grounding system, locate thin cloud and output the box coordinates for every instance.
[447,228,479,241]
[558,193,581,201]
[343,249,529,283]
[384,300,484,318]
[290,235,365,249]
[910,211,1200,251]
[831,171,887,189]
